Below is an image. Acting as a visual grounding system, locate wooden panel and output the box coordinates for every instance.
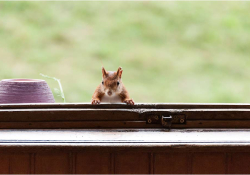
[115,153,150,174]
[0,121,154,129]
[186,110,250,120]
[176,120,250,128]
[0,153,9,173]
[2,108,250,122]
[10,153,30,174]
[192,153,226,174]
[154,153,189,174]
[230,153,250,173]
[0,109,141,122]
[2,120,250,129]
[1,104,250,129]
[35,152,70,174]
[1,109,250,122]
[76,152,111,174]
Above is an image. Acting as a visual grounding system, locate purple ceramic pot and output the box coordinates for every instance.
[0,79,55,104]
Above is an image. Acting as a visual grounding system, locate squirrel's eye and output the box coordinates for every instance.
[102,81,104,85]
[117,81,120,86]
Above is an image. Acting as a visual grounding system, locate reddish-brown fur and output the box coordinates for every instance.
[91,67,134,105]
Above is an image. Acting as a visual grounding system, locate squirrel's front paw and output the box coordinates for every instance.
[124,99,134,105]
[91,99,100,105]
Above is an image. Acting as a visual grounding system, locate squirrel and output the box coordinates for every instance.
[91,67,134,105]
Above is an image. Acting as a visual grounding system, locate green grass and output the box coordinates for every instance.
[0,2,250,103]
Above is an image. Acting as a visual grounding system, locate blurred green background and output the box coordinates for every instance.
[0,2,250,103]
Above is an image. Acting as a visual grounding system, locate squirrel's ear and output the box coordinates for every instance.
[117,67,123,78]
[102,67,107,77]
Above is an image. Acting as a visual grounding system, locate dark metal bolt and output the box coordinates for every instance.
[180,119,185,123]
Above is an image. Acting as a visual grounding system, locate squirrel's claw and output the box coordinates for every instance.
[91,99,100,105]
[124,99,134,105]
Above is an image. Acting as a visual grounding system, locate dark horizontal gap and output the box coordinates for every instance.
[0,118,250,121]
[0,120,147,122]
[2,108,250,111]
[0,141,250,144]
[2,103,250,110]
[186,119,250,120]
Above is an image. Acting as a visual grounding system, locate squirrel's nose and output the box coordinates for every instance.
[108,91,112,96]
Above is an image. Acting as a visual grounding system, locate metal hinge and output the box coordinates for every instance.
[147,114,186,129]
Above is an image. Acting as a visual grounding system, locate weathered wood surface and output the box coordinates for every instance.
[0,129,250,143]
[1,104,250,130]
[1,109,250,121]
[1,106,250,128]
[1,129,250,153]
[0,104,250,173]
[1,151,250,174]
[1,129,250,174]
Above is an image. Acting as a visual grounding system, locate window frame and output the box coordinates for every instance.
[0,103,250,129]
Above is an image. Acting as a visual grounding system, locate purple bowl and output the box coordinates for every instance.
[0,79,55,104]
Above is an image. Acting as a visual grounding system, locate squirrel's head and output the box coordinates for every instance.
[101,67,123,96]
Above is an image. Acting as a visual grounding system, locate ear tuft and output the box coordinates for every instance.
[117,67,123,78]
[102,67,107,77]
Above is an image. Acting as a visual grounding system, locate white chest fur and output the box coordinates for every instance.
[101,94,121,103]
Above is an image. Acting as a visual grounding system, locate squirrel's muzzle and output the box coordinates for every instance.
[107,91,112,96]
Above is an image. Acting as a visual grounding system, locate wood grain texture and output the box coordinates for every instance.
[115,153,150,174]
[0,153,10,173]
[35,152,70,174]
[229,153,250,174]
[75,152,111,174]
[10,153,30,174]
[192,153,226,174]
[1,104,250,129]
[1,150,250,174]
[2,120,250,129]
[0,121,153,129]
[0,104,250,174]
[175,120,250,128]
[154,153,189,174]
[0,109,141,122]
[1,109,250,129]
[186,110,250,120]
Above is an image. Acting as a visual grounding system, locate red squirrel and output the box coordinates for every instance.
[91,67,134,105]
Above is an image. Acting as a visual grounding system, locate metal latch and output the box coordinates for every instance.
[147,114,186,128]
[161,115,172,128]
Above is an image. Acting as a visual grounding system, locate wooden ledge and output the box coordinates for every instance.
[0,129,250,143]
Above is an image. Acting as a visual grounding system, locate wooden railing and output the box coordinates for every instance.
[0,103,250,174]
[1,103,250,129]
